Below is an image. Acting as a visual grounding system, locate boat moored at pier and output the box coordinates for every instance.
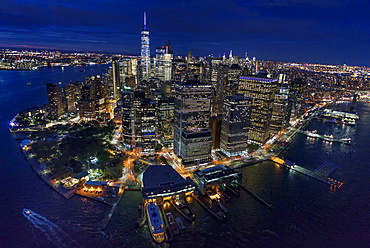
[146,202,165,243]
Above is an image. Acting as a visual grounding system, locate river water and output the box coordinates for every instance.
[0,66,369,248]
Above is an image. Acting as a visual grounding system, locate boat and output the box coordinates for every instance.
[175,217,185,230]
[27,82,31,87]
[171,198,195,221]
[305,130,319,138]
[166,212,180,235]
[23,209,31,216]
[323,134,334,142]
[146,202,165,243]
[80,69,85,72]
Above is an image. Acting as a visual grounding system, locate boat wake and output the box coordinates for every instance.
[23,209,74,248]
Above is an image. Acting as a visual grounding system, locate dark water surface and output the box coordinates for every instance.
[0,67,369,248]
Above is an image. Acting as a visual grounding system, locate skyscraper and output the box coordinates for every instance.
[112,59,120,99]
[173,80,213,166]
[140,98,156,155]
[238,74,277,145]
[141,12,150,81]
[220,94,252,157]
[46,83,63,119]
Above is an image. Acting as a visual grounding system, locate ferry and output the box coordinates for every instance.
[323,134,334,142]
[146,202,165,243]
[305,130,319,138]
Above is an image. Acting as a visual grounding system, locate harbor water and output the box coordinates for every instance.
[0,66,369,247]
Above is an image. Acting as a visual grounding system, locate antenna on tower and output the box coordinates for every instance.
[144,12,147,30]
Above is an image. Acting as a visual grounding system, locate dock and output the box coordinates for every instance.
[236,182,273,209]
[269,157,343,188]
[192,194,226,222]
[100,191,124,230]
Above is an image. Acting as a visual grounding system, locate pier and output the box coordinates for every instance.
[100,191,125,230]
[236,182,273,209]
[192,194,226,222]
[270,157,343,188]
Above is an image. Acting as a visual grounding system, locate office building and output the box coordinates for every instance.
[220,94,252,157]
[173,80,213,166]
[46,83,63,119]
[140,98,156,155]
[157,97,175,146]
[141,12,150,81]
[238,74,277,145]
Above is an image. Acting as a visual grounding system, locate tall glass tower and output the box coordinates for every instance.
[141,12,150,80]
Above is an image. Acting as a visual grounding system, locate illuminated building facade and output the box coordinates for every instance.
[157,97,174,146]
[46,83,63,119]
[141,98,156,155]
[174,81,213,166]
[112,59,120,99]
[220,94,252,157]
[238,74,277,144]
[64,83,76,113]
[141,12,150,81]
[121,86,134,147]
[270,74,290,134]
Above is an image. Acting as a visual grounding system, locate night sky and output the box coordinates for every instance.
[1,0,369,66]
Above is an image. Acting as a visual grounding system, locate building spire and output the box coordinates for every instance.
[144,12,147,30]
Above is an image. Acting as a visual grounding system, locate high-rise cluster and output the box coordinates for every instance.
[45,13,304,163]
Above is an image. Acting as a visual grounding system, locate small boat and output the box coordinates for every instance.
[166,212,179,235]
[80,69,85,72]
[23,209,31,216]
[175,217,185,230]
[27,82,31,86]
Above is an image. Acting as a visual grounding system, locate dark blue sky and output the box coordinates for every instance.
[1,0,369,66]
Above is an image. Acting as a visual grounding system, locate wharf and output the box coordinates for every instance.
[269,157,343,188]
[100,191,125,230]
[192,194,226,222]
[236,182,272,209]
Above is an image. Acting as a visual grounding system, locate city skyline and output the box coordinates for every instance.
[1,0,369,66]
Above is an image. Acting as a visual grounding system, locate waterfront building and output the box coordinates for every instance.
[141,12,150,81]
[139,164,195,201]
[238,73,277,145]
[46,83,63,119]
[270,74,290,134]
[192,164,242,195]
[173,80,213,166]
[220,94,252,157]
